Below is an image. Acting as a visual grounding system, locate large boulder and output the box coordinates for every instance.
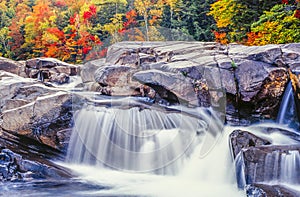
[236,145,300,186]
[0,70,73,151]
[231,128,300,192]
[83,41,300,123]
[1,92,72,149]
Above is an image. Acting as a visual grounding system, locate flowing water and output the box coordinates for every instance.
[277,81,299,128]
[63,97,244,196]
[63,90,300,196]
[1,78,300,196]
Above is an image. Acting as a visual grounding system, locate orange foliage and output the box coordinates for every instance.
[213,31,229,44]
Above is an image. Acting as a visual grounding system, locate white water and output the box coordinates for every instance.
[67,103,223,174]
[64,94,300,196]
[63,125,244,197]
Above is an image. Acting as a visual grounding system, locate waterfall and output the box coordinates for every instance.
[66,97,224,175]
[280,150,300,184]
[277,81,298,127]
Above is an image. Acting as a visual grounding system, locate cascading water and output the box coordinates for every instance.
[64,96,245,196]
[277,81,299,128]
[67,97,223,175]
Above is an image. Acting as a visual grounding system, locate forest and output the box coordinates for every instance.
[0,0,299,63]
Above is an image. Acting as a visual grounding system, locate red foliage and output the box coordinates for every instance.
[246,32,261,45]
[282,0,289,4]
[83,11,92,20]
[70,13,78,25]
[126,10,137,20]
[295,9,300,19]
[82,46,92,54]
[89,5,97,15]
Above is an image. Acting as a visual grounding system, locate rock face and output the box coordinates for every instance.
[0,71,73,151]
[87,41,300,123]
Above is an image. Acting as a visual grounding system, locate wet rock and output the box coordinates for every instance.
[229,130,271,159]
[253,68,288,117]
[236,60,274,102]
[0,70,73,150]
[0,71,36,109]
[236,145,300,187]
[0,148,69,181]
[246,184,300,197]
[289,70,300,122]
[1,87,72,150]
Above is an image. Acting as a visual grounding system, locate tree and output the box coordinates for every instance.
[247,3,300,45]
[208,0,281,43]
[162,0,216,41]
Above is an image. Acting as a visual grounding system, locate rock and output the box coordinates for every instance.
[0,148,70,181]
[282,43,300,69]
[0,57,24,75]
[289,70,300,122]
[0,71,36,109]
[25,58,80,84]
[1,92,72,149]
[133,69,199,106]
[229,44,282,65]
[95,65,133,86]
[246,184,300,197]
[236,60,275,102]
[253,67,288,117]
[81,59,105,83]
[94,65,143,96]
[49,73,70,84]
[229,130,271,159]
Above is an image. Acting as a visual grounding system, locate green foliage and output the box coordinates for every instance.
[162,0,216,41]
[249,4,300,45]
[208,0,281,43]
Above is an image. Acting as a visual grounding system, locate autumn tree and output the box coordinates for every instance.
[247,3,300,45]
[208,0,281,43]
